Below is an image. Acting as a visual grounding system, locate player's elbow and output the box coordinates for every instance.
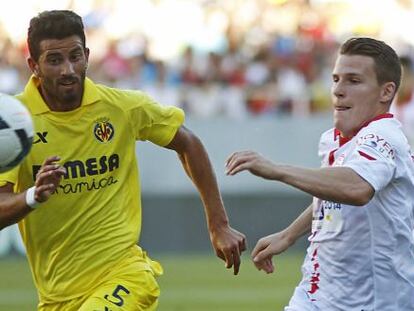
[345,183,375,206]
[165,126,202,155]
[350,194,372,206]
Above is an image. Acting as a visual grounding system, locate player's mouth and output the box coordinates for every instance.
[334,105,351,111]
[59,78,78,87]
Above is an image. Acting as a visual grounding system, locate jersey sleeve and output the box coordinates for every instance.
[343,133,396,191]
[0,165,20,187]
[127,91,185,146]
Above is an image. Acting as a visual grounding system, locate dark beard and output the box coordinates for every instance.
[39,80,84,111]
[61,90,80,104]
[59,71,85,105]
[41,72,85,110]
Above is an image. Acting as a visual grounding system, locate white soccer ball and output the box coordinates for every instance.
[0,94,34,173]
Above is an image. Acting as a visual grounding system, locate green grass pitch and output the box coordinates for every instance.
[0,252,303,311]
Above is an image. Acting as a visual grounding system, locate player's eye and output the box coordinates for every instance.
[47,57,62,65]
[70,53,83,62]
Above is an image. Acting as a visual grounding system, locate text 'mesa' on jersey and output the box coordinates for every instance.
[0,76,184,303]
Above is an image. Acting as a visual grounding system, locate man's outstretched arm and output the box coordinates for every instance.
[252,204,312,274]
[165,126,246,275]
[226,151,374,206]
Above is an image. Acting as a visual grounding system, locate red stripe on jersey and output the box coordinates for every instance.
[339,136,351,147]
[334,128,351,147]
[334,128,340,141]
[329,148,338,166]
[358,150,376,160]
[308,275,320,294]
[308,247,320,295]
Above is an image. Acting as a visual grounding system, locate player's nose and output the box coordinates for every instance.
[60,59,75,76]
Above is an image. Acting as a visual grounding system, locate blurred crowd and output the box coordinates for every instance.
[1,0,414,122]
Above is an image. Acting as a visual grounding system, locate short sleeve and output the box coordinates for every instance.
[344,134,396,191]
[127,92,185,146]
[0,165,20,187]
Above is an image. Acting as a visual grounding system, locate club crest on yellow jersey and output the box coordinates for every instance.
[94,118,114,143]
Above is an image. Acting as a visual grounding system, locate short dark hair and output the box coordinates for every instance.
[28,10,86,61]
[340,37,402,92]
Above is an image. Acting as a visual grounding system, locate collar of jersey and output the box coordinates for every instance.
[23,75,100,115]
[334,113,394,146]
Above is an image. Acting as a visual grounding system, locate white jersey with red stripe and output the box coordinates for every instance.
[293,114,414,311]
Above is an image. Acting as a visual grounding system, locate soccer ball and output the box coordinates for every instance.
[0,94,34,173]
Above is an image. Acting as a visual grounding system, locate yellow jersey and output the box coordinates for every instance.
[0,76,184,303]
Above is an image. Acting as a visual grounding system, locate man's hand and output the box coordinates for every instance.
[251,231,294,274]
[209,225,246,275]
[225,151,277,180]
[34,156,66,203]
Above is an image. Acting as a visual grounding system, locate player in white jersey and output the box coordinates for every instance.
[226,37,414,310]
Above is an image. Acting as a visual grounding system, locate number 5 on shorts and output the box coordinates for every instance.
[104,284,131,307]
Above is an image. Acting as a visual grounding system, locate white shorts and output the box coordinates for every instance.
[284,286,319,311]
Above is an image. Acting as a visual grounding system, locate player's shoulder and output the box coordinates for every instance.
[357,116,410,157]
[317,128,337,159]
[319,128,336,143]
[95,83,155,111]
[319,128,337,149]
[358,117,406,146]
[15,89,34,109]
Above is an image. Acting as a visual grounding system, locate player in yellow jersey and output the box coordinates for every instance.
[0,10,246,311]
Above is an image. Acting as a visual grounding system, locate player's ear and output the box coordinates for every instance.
[84,47,90,64]
[380,81,396,104]
[27,58,39,77]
